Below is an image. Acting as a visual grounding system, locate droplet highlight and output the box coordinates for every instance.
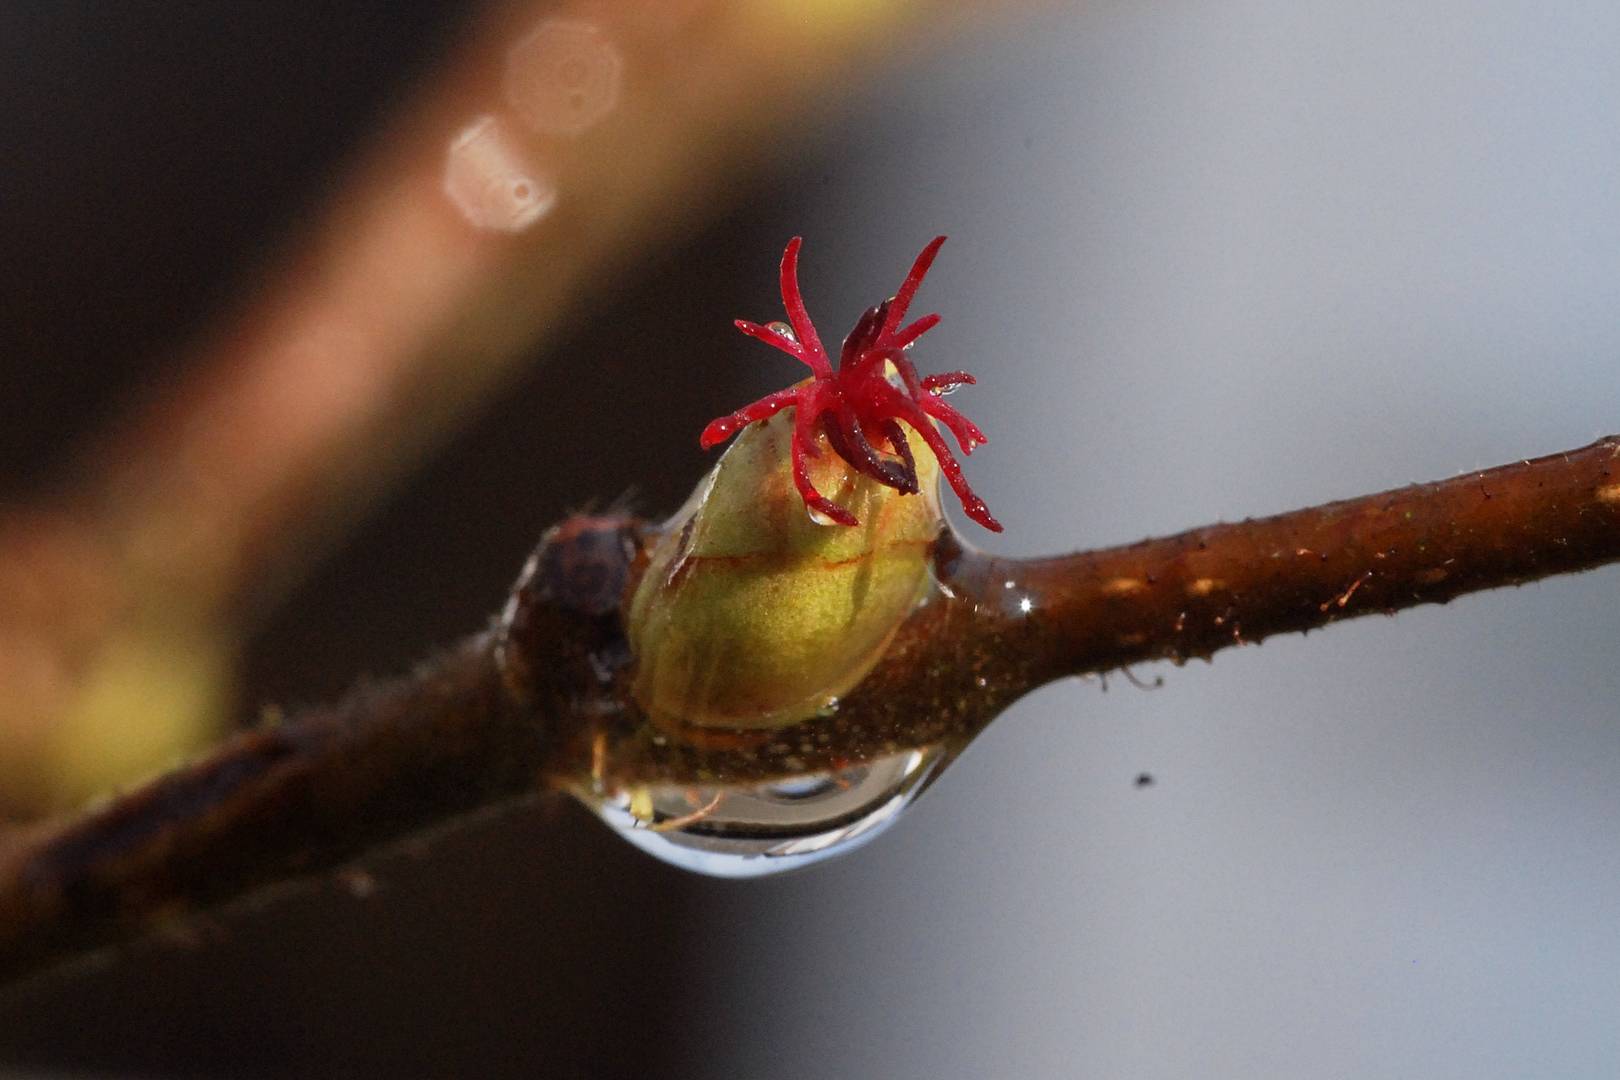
[587,746,950,877]
[505,20,624,136]
[442,116,555,233]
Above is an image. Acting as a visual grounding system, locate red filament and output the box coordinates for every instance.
[701,237,1002,532]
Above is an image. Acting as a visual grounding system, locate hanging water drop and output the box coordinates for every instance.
[584,745,951,877]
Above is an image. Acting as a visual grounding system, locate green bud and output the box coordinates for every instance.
[628,408,943,731]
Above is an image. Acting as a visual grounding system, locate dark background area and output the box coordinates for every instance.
[0,4,468,496]
[0,4,761,1075]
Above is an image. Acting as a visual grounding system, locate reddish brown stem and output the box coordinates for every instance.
[947,437,1620,685]
[0,437,1617,987]
[0,635,534,987]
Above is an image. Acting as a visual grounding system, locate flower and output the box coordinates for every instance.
[701,236,1001,532]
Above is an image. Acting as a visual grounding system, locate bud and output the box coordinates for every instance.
[628,406,943,731]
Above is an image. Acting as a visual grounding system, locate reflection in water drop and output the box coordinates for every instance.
[766,320,797,342]
[442,116,555,233]
[585,746,950,877]
[505,20,624,137]
[805,503,844,527]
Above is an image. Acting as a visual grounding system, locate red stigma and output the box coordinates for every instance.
[700,237,1002,532]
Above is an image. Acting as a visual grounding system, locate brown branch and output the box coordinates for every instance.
[1,437,1617,986]
[0,634,530,986]
[965,436,1620,684]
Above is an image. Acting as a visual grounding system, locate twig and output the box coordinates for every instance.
[1002,436,1620,683]
[0,635,527,986]
[0,437,1616,985]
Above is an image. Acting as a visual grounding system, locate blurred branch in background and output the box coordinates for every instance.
[0,0,1000,814]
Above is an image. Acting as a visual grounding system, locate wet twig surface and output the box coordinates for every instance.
[1,436,1616,987]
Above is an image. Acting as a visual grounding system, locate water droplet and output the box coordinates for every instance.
[766,320,797,343]
[805,503,842,527]
[584,746,950,877]
[443,116,555,233]
[505,20,624,136]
